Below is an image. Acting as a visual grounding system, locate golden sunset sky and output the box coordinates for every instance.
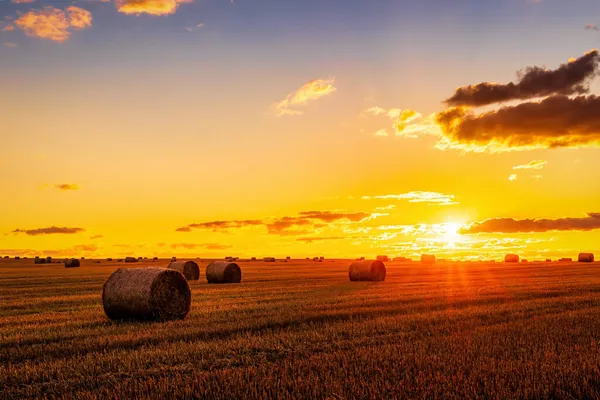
[2,0,600,259]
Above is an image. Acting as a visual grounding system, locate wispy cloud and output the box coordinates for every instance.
[270,78,336,117]
[54,183,79,191]
[185,22,204,32]
[90,235,104,240]
[362,191,458,206]
[13,226,85,236]
[2,24,14,32]
[15,6,92,42]
[2,42,17,48]
[513,160,547,170]
[585,24,599,31]
[509,174,518,181]
[176,219,263,232]
[296,236,347,243]
[460,212,600,234]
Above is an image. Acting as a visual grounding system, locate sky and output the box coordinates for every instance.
[2,0,600,260]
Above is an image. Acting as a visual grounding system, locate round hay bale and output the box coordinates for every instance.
[102,267,191,321]
[64,258,80,268]
[421,254,436,264]
[125,257,138,263]
[171,257,177,262]
[505,254,519,263]
[349,260,386,282]
[206,261,242,284]
[34,258,46,264]
[168,260,200,281]
[578,253,594,263]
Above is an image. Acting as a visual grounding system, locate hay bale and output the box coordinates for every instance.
[349,260,386,282]
[421,254,436,264]
[505,254,519,263]
[263,257,276,262]
[102,267,191,321]
[107,258,113,261]
[64,258,80,268]
[559,258,573,262]
[578,253,594,262]
[546,259,551,262]
[168,260,200,281]
[206,261,242,284]
[46,257,52,262]
[171,257,177,262]
[34,258,46,264]
[125,257,138,263]
[14,256,20,260]
[376,255,390,262]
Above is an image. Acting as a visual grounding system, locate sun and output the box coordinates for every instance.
[443,222,463,245]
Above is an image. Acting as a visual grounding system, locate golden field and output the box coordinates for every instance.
[2,258,600,399]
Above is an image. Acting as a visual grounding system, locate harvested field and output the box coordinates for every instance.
[2,258,600,399]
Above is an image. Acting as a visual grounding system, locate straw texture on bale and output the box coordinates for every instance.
[168,260,200,281]
[421,254,436,264]
[124,257,138,263]
[349,260,386,282]
[102,267,191,321]
[578,253,594,262]
[505,254,520,263]
[206,261,242,284]
[64,258,80,268]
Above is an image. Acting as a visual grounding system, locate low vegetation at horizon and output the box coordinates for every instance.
[2,258,600,399]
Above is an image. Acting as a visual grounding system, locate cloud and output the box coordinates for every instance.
[460,212,600,234]
[116,0,193,16]
[73,244,98,252]
[11,0,36,3]
[12,226,85,236]
[296,236,346,243]
[445,50,600,107]
[171,242,232,250]
[177,210,371,236]
[374,129,389,137]
[513,160,547,170]
[363,107,386,116]
[90,235,104,240]
[2,42,17,48]
[15,6,92,42]
[176,219,263,232]
[54,183,79,191]
[508,174,518,181]
[362,191,458,206]
[436,95,600,151]
[185,22,204,31]
[586,24,599,31]
[2,25,14,32]
[270,79,336,116]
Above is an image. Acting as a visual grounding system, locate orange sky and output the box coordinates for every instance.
[2,0,600,260]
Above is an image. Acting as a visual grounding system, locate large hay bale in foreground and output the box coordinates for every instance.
[578,253,594,263]
[124,257,138,263]
[206,261,242,284]
[102,268,191,321]
[349,260,386,282]
[421,254,436,264]
[64,258,80,268]
[505,254,519,263]
[168,260,200,280]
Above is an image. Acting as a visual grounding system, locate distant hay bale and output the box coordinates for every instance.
[349,260,386,282]
[102,267,191,321]
[46,257,52,262]
[251,257,257,261]
[138,257,143,261]
[312,257,319,262]
[421,254,436,264]
[578,253,594,263]
[546,259,551,262]
[263,257,276,262]
[505,254,520,263]
[522,259,529,263]
[171,257,177,262]
[107,258,113,261]
[559,258,573,262]
[64,258,80,268]
[376,255,390,262]
[168,261,200,281]
[117,259,123,262]
[153,257,158,260]
[206,261,242,284]
[125,257,138,263]
[34,258,46,264]
[14,256,20,260]
[81,257,85,260]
